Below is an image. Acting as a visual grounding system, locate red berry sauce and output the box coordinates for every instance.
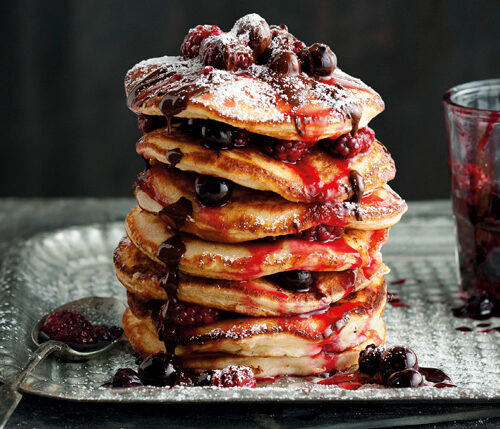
[39,310,123,352]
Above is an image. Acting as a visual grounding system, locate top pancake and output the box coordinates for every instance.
[125,56,384,141]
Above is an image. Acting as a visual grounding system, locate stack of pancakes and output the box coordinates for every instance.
[115,14,406,378]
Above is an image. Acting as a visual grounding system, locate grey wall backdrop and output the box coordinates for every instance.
[2,0,499,199]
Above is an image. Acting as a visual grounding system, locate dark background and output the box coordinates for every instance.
[2,0,499,200]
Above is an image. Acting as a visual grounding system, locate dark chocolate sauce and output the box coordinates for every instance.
[157,236,186,267]
[348,170,365,204]
[455,326,473,332]
[349,104,362,136]
[159,197,193,229]
[419,367,451,383]
[165,149,183,167]
[159,85,208,133]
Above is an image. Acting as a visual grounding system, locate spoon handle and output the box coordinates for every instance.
[0,341,64,428]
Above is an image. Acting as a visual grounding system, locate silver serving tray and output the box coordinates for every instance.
[0,218,499,403]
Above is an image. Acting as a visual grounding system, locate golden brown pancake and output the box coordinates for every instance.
[122,308,384,377]
[136,163,406,242]
[124,276,385,358]
[125,206,389,280]
[114,236,389,316]
[137,126,395,203]
[125,55,384,141]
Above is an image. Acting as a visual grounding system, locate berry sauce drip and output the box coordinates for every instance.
[419,367,451,383]
[39,310,123,352]
[452,294,499,320]
[295,225,344,242]
[387,291,411,308]
[159,197,193,229]
[456,326,473,332]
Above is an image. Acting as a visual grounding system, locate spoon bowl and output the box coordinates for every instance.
[31,296,126,361]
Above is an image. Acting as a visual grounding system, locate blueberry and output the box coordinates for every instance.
[111,368,143,388]
[137,353,180,387]
[358,344,384,375]
[300,43,337,77]
[380,346,418,382]
[195,175,233,207]
[386,368,423,388]
[272,270,314,292]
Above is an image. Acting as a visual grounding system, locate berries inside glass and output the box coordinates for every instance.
[443,79,500,317]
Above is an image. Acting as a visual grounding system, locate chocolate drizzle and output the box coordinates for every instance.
[159,85,208,133]
[159,197,193,229]
[348,170,365,204]
[157,235,186,267]
[165,148,183,167]
[349,104,362,136]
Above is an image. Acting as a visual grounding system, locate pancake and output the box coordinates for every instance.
[125,206,389,280]
[174,276,386,357]
[114,236,389,316]
[136,126,395,203]
[125,55,384,141]
[122,308,384,377]
[125,275,385,358]
[136,163,407,242]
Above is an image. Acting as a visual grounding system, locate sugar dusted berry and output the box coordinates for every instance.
[322,127,375,159]
[181,25,222,59]
[195,365,257,388]
[232,13,271,57]
[268,25,306,54]
[200,34,255,71]
[358,344,384,375]
[300,43,337,77]
[268,51,301,76]
[137,352,180,387]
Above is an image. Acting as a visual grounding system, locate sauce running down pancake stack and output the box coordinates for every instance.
[115,14,406,379]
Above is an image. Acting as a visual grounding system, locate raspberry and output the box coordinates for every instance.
[200,34,254,71]
[322,127,375,159]
[137,114,167,134]
[196,365,257,388]
[261,139,315,163]
[181,25,222,59]
[160,301,222,328]
[296,225,344,242]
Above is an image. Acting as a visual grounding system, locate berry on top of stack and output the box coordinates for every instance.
[114,13,406,385]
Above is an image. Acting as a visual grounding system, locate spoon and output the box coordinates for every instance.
[0,296,126,428]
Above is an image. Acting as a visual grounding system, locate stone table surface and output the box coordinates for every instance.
[0,198,499,429]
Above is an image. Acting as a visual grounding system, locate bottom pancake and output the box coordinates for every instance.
[123,275,386,358]
[122,309,384,377]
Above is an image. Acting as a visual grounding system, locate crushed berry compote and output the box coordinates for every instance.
[39,310,123,352]
[444,80,500,318]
